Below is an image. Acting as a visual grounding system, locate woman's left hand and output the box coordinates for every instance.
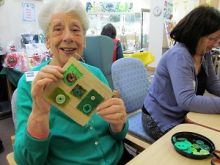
[96,98,127,133]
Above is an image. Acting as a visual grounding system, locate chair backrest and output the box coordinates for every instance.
[11,89,17,127]
[83,35,114,89]
[111,58,149,113]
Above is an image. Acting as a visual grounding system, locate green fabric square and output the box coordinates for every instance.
[63,64,82,86]
[71,84,87,99]
[77,89,104,115]
[49,87,70,106]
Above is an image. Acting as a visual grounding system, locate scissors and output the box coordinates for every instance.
[211,150,220,165]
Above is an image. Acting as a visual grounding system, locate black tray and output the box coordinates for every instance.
[171,131,215,159]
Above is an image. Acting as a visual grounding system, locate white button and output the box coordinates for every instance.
[95,141,98,145]
[90,126,93,130]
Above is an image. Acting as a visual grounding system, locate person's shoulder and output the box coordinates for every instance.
[32,60,50,71]
[117,40,122,45]
[167,43,187,53]
[81,62,102,75]
[82,62,109,86]
[113,38,119,44]
[159,43,193,68]
[18,60,49,87]
[165,43,191,60]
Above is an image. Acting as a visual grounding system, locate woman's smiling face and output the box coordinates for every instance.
[196,30,220,56]
[46,12,85,66]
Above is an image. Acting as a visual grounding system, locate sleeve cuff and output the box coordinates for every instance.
[25,129,51,151]
[109,120,129,140]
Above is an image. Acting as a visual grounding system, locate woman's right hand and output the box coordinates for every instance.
[31,65,64,116]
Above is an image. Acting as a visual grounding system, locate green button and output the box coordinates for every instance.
[83,104,92,114]
[192,143,200,149]
[196,140,204,145]
[175,141,188,150]
[49,87,70,106]
[201,144,210,151]
[63,64,82,86]
[77,89,104,116]
[56,94,66,104]
[199,149,210,155]
[71,84,86,99]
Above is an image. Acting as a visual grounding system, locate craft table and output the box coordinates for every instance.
[127,124,220,165]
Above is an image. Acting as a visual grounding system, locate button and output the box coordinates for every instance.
[95,141,98,145]
[91,96,95,100]
[71,84,86,98]
[67,73,76,82]
[174,141,188,150]
[90,126,93,130]
[82,104,92,114]
[55,94,66,104]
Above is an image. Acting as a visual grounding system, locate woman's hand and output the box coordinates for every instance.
[96,98,127,133]
[31,65,64,116]
[27,65,64,139]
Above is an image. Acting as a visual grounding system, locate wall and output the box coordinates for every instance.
[82,0,149,12]
[173,0,220,23]
[0,0,43,49]
[148,0,164,67]
[1,0,165,67]
[0,0,150,50]
[199,0,220,8]
[172,0,199,22]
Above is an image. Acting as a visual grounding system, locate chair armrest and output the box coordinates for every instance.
[6,152,17,165]
[125,133,151,153]
[125,109,152,153]
[11,136,15,145]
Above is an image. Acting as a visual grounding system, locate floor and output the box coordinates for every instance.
[0,101,14,165]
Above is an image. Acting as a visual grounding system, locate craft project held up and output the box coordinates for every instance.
[43,57,113,126]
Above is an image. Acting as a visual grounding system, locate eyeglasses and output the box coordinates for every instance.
[207,36,220,43]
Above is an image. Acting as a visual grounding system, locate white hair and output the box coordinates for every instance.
[38,0,89,34]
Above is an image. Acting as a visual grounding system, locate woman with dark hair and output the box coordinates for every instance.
[142,6,220,140]
[101,23,123,61]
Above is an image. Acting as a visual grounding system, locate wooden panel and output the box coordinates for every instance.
[43,57,113,126]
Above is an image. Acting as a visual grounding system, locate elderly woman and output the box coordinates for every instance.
[142,6,220,140]
[14,0,132,164]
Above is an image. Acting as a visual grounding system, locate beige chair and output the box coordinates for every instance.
[6,136,16,165]
[7,152,16,165]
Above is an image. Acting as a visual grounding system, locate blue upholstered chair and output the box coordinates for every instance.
[111,58,155,151]
[83,35,114,89]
